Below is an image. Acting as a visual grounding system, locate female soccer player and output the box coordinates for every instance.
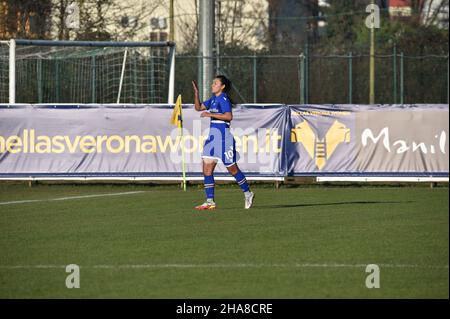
[192,75,255,210]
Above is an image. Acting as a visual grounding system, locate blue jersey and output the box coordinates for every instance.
[203,92,232,125]
[201,92,237,166]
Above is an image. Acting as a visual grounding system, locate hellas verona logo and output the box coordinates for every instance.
[291,120,351,169]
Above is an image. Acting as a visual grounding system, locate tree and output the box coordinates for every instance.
[352,1,449,54]
[170,0,199,52]
[0,0,52,40]
[267,0,319,53]
[318,0,448,53]
[412,0,449,27]
[218,0,270,53]
[319,0,369,52]
[52,0,165,41]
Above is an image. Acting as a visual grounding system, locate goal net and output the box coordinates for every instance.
[0,40,175,104]
[0,41,10,102]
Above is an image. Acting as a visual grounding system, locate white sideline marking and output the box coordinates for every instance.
[317,176,449,182]
[0,263,448,270]
[0,191,148,206]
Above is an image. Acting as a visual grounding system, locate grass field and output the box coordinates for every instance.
[0,183,448,298]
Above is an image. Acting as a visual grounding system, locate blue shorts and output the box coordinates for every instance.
[202,122,238,167]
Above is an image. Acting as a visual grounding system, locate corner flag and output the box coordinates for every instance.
[170,94,187,191]
[170,95,183,128]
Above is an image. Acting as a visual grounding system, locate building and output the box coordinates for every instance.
[1,1,270,51]
[388,0,449,28]
[0,0,52,39]
[422,0,449,28]
[388,0,412,18]
[46,0,269,52]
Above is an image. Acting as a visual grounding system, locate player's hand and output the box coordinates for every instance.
[200,111,211,118]
[192,80,199,95]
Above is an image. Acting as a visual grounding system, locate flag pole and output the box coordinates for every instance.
[179,126,187,191]
[171,94,187,191]
[178,97,187,191]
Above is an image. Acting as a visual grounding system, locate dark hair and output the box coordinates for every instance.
[215,75,232,94]
[215,75,234,105]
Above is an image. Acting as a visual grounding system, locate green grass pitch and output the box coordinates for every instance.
[0,183,448,298]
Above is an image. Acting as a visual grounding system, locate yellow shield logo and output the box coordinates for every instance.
[291,120,350,169]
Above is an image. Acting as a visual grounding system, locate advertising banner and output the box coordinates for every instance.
[0,104,286,177]
[1,104,448,178]
[287,104,449,176]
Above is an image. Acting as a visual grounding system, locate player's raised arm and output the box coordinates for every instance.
[192,80,206,111]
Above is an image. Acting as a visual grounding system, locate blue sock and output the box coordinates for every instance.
[233,170,250,193]
[204,175,215,200]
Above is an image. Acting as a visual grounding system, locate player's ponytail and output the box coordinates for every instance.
[215,75,235,106]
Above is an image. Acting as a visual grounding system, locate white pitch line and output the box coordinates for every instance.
[0,263,448,270]
[0,191,149,206]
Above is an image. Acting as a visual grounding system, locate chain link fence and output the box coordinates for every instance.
[1,47,447,105]
[176,52,449,105]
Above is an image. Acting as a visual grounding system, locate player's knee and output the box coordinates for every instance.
[227,164,238,175]
[203,162,216,175]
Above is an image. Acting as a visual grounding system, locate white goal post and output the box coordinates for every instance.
[1,39,176,105]
[0,39,15,104]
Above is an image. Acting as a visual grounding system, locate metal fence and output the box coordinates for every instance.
[175,52,449,105]
[1,46,447,105]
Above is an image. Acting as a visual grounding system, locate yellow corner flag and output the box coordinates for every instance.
[170,94,183,128]
[170,94,187,191]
